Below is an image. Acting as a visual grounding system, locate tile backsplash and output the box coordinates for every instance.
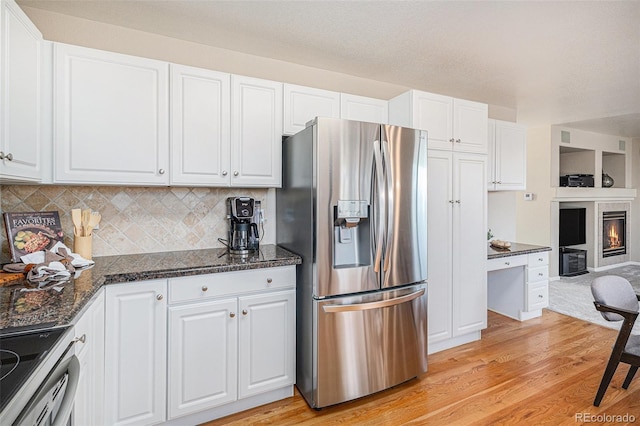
[0,185,274,263]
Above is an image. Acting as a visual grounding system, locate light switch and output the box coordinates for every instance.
[524,193,534,201]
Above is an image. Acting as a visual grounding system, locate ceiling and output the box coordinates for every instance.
[18,0,640,137]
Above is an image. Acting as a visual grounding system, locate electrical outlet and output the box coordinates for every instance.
[524,193,534,201]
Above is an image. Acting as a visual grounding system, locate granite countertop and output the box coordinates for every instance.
[0,245,301,332]
[487,242,552,260]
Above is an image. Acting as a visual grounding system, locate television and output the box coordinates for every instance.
[559,208,586,247]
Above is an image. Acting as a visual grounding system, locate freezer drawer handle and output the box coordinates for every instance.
[322,288,425,313]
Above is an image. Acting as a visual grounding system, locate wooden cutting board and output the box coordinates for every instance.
[0,272,25,285]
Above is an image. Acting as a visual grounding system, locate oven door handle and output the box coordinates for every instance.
[322,288,425,313]
[13,340,81,426]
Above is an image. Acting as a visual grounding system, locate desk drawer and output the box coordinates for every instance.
[527,265,549,283]
[527,281,548,311]
[487,255,527,272]
[528,252,549,267]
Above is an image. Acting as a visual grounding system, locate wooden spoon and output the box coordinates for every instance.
[72,209,82,236]
[86,212,101,236]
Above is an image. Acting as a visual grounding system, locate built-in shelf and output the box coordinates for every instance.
[554,187,637,201]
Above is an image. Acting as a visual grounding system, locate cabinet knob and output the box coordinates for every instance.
[230,312,236,318]
[455,200,461,204]
[242,309,248,316]
[202,286,208,292]
[455,139,461,143]
[449,200,455,204]
[267,278,273,284]
[538,272,544,276]
[0,152,13,161]
[538,294,544,298]
[73,334,86,344]
[538,258,543,262]
[222,170,228,176]
[158,168,165,175]
[156,294,164,301]
[505,262,510,266]
[449,138,455,143]
[233,171,239,176]
[497,181,502,184]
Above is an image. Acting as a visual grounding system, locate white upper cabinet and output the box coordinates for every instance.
[0,0,43,182]
[231,75,283,187]
[340,93,388,124]
[389,90,488,153]
[54,43,169,185]
[170,64,230,186]
[283,83,340,135]
[488,119,527,191]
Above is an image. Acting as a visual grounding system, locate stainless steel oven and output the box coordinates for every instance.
[0,326,81,426]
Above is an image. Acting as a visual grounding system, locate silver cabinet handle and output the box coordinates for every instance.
[538,294,544,298]
[455,200,461,204]
[497,181,502,184]
[505,262,510,266]
[73,334,86,344]
[222,170,228,176]
[202,285,208,292]
[449,138,455,143]
[538,272,544,276]
[323,288,425,313]
[230,312,236,318]
[0,152,13,161]
[449,200,454,204]
[538,258,544,262]
[266,278,272,284]
[242,309,248,315]
[158,169,165,175]
[233,171,239,176]
[455,139,461,143]
[0,151,3,159]
[156,294,163,301]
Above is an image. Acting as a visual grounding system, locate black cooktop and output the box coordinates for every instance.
[0,326,69,412]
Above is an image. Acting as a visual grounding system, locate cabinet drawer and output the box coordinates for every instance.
[527,252,549,267]
[487,255,527,272]
[169,266,296,303]
[527,281,549,311]
[527,265,548,283]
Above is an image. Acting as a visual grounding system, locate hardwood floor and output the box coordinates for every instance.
[203,310,640,425]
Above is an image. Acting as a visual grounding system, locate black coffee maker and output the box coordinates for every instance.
[227,197,260,255]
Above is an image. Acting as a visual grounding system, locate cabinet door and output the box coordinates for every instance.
[238,290,295,399]
[54,43,169,185]
[427,150,454,349]
[487,119,497,189]
[413,91,453,150]
[453,99,488,154]
[284,83,340,135]
[168,298,238,419]
[231,75,282,187]
[0,0,42,181]
[494,120,526,190]
[452,153,487,335]
[105,280,167,426]
[170,64,230,186]
[340,93,388,124]
[73,290,105,426]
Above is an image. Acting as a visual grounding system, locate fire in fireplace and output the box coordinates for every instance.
[603,211,626,257]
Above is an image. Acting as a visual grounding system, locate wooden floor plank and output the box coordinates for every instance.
[202,310,640,425]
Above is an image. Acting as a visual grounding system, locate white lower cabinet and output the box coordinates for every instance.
[105,279,168,426]
[167,266,295,423]
[73,290,105,426]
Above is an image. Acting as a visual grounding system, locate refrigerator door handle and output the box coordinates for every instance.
[372,140,385,273]
[381,139,393,273]
[322,288,425,313]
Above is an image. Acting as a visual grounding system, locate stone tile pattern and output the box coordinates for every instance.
[0,185,269,263]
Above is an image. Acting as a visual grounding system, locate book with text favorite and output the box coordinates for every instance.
[3,211,64,262]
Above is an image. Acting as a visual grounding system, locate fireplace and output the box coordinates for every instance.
[602,211,626,258]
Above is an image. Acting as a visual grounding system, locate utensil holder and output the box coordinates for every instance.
[74,235,92,260]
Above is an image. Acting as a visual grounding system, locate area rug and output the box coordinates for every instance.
[548,265,640,334]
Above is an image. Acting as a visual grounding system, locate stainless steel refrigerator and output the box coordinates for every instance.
[276,117,428,408]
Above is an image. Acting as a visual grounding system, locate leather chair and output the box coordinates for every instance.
[591,275,640,406]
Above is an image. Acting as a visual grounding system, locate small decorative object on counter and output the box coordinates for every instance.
[602,172,614,188]
[72,209,101,260]
[487,228,494,241]
[490,239,511,250]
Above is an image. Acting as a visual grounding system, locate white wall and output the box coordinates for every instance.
[632,138,640,262]
[488,192,517,241]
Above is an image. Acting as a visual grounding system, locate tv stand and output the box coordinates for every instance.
[559,247,588,276]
